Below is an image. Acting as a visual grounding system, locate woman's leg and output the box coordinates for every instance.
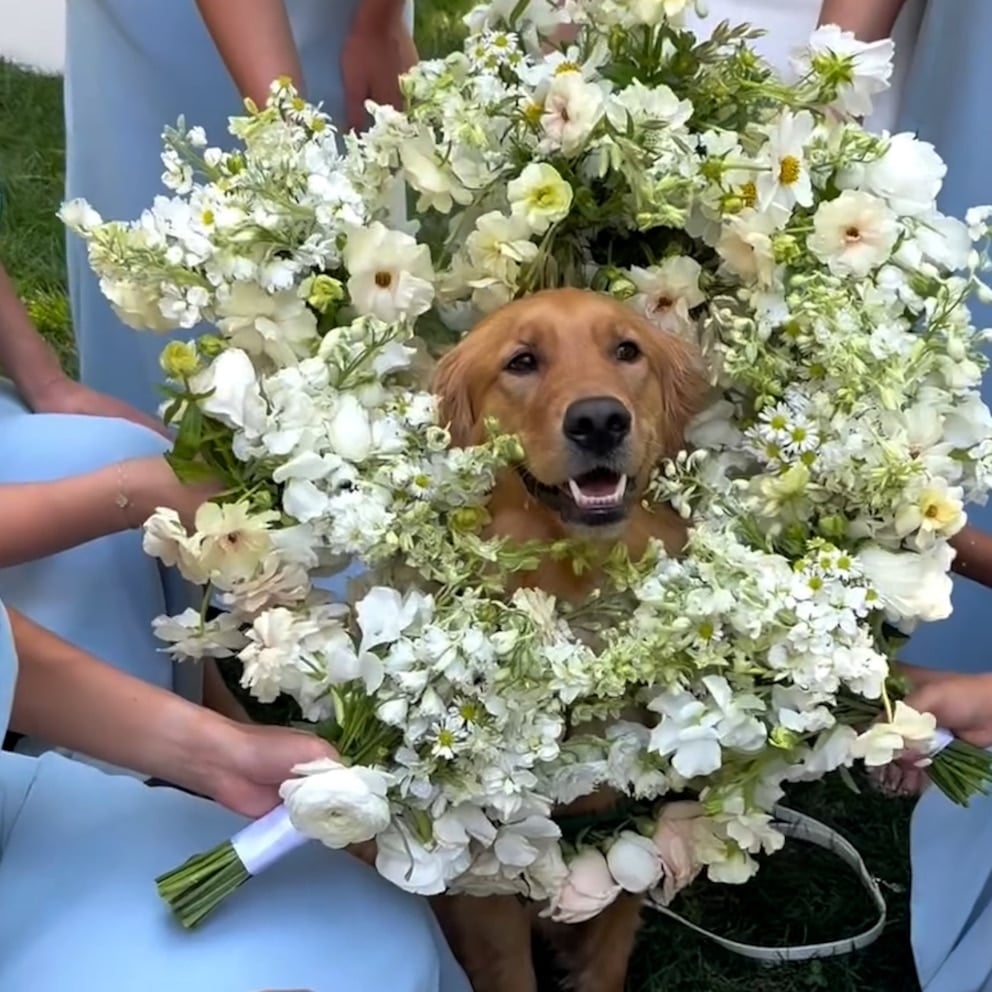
[0,385,196,698]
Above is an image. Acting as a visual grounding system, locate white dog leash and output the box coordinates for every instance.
[644,806,887,963]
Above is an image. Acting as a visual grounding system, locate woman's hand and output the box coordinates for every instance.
[904,672,992,750]
[341,0,418,132]
[194,718,339,818]
[124,455,222,530]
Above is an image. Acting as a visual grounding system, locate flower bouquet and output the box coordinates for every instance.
[65,0,992,931]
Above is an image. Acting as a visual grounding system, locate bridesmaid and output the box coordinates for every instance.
[64,0,415,420]
[683,0,924,132]
[0,603,470,992]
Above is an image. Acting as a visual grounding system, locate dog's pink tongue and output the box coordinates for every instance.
[578,477,618,497]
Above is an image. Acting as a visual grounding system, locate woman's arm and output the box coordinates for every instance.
[817,0,906,40]
[7,607,331,815]
[195,0,304,107]
[0,456,213,568]
[950,525,992,590]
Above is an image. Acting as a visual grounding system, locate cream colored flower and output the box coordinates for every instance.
[507,163,574,235]
[808,190,898,278]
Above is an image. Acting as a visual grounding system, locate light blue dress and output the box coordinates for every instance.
[896,4,992,990]
[0,601,470,992]
[65,0,411,419]
[0,385,200,702]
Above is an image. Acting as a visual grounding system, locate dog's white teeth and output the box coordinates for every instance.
[568,474,628,509]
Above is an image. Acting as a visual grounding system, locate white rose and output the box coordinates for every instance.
[280,758,393,848]
[189,348,267,435]
[547,849,621,923]
[605,831,664,893]
[651,801,706,905]
[856,543,955,628]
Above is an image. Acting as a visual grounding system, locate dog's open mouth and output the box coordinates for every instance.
[518,466,632,527]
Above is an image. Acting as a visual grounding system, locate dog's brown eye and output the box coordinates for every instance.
[615,341,641,363]
[505,351,538,375]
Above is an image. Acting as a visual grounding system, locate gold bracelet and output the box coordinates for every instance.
[115,461,134,528]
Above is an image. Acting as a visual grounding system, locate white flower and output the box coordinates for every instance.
[344,221,435,323]
[376,819,460,896]
[152,607,246,659]
[756,111,815,212]
[628,256,705,336]
[839,133,945,217]
[142,507,200,574]
[326,394,374,463]
[852,703,938,766]
[606,831,664,893]
[540,72,605,156]
[100,279,180,333]
[188,348,267,435]
[856,544,955,628]
[194,501,279,587]
[465,211,539,283]
[281,758,393,848]
[607,79,693,130]
[716,209,778,286]
[356,586,433,654]
[59,198,103,232]
[794,26,895,119]
[215,283,318,366]
[648,690,722,778]
[894,478,966,548]
[507,163,574,235]
[547,848,622,923]
[399,133,472,214]
[808,190,898,278]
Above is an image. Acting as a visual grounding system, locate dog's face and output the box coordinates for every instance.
[432,288,707,535]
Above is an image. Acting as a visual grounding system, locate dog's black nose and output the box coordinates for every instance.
[563,397,631,454]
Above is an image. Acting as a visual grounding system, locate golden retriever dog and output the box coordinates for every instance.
[429,288,708,992]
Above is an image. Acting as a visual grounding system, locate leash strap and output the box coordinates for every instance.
[644,805,887,963]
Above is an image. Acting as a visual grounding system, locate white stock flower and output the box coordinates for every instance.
[628,256,705,336]
[856,544,954,627]
[507,163,574,235]
[606,831,664,893]
[344,221,435,322]
[540,72,605,156]
[808,190,898,278]
[188,348,267,435]
[280,758,393,848]
[547,848,622,923]
[215,283,318,365]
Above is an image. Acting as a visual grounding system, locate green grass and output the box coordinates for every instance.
[0,4,918,988]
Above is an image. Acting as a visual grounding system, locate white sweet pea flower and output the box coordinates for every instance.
[756,110,815,212]
[398,133,473,214]
[838,133,945,217]
[546,848,622,923]
[356,586,433,654]
[852,702,938,767]
[648,690,723,778]
[280,758,393,848]
[809,190,899,278]
[716,209,778,287]
[142,508,205,581]
[215,283,318,366]
[793,26,894,119]
[606,79,693,129]
[628,256,705,336]
[152,607,246,659]
[856,544,955,628]
[507,163,574,235]
[606,831,664,893]
[188,348,268,435]
[492,815,562,868]
[465,211,539,283]
[344,221,435,322]
[540,72,605,156]
[376,819,463,895]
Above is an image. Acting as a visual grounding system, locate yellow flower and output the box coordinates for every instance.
[159,340,200,378]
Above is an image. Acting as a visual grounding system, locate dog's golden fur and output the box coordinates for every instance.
[428,288,708,992]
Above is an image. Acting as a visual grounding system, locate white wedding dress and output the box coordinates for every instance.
[683,0,925,132]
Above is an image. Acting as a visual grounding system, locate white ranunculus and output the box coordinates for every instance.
[840,133,945,217]
[716,209,778,286]
[280,758,393,848]
[189,348,268,435]
[344,221,435,322]
[540,72,605,156]
[808,190,898,278]
[547,849,622,923]
[856,543,955,627]
[326,394,373,463]
[215,282,318,366]
[606,831,664,893]
[194,501,279,587]
[629,255,705,336]
[507,163,574,235]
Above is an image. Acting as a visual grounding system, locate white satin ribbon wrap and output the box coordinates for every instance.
[231,804,307,876]
[928,726,955,756]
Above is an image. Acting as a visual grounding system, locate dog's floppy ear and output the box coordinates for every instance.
[431,341,477,447]
[641,322,710,457]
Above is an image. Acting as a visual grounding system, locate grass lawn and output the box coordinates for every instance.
[0,3,919,989]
